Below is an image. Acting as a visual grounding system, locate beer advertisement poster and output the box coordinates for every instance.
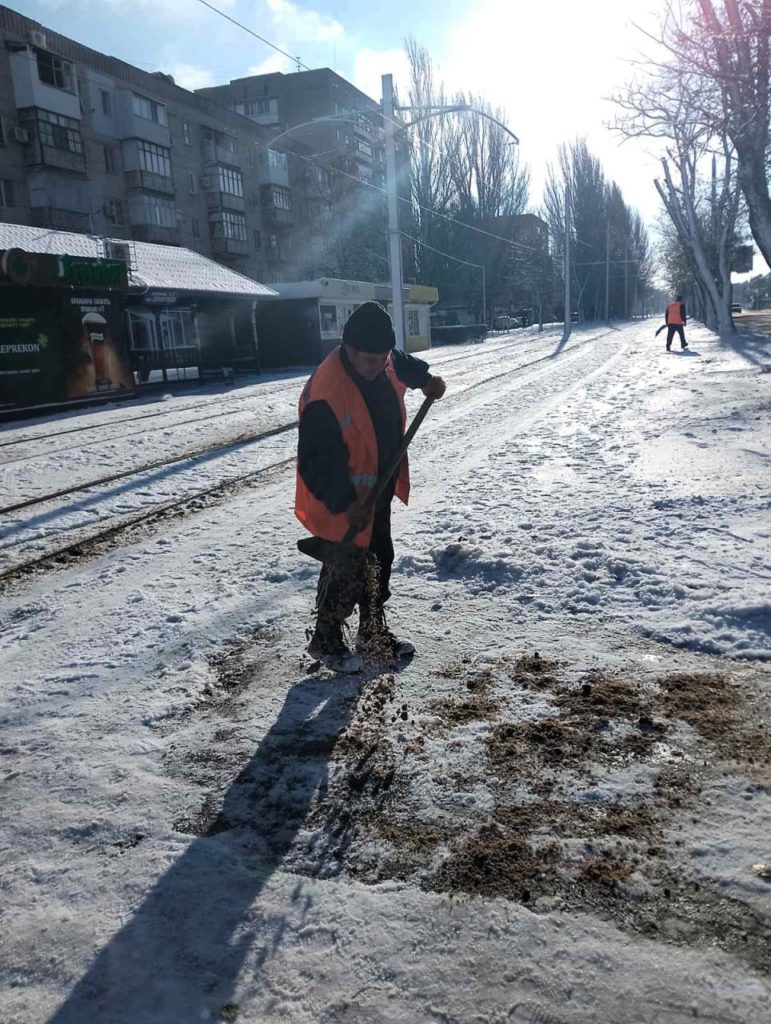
[61,292,133,399]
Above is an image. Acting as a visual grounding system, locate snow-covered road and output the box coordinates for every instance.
[1,321,770,1024]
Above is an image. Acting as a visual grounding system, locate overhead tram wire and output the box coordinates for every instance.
[194,0,308,71]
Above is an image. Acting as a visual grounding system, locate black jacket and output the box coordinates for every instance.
[298,347,430,515]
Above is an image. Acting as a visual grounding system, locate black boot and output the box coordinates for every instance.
[356,604,415,661]
[307,619,363,673]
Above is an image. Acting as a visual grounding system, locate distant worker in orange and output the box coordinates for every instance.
[665,295,688,351]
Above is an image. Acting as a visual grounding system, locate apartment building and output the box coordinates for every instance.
[198,68,392,281]
[0,4,317,283]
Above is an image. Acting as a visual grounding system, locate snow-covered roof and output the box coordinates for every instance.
[0,222,277,299]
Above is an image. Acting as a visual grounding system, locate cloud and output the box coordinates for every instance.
[168,63,218,90]
[266,0,344,44]
[352,48,410,105]
[246,52,291,77]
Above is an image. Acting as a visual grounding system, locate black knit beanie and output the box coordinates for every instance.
[341,301,395,353]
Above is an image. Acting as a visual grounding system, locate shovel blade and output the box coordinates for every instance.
[296,536,363,564]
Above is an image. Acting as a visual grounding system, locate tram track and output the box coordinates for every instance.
[0,331,604,588]
[0,330,537,461]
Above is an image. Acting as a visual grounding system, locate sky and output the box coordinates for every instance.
[15,0,675,220]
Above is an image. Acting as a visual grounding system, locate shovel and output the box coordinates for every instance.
[297,394,436,564]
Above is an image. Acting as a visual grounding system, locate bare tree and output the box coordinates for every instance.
[615,41,741,333]
[624,0,770,268]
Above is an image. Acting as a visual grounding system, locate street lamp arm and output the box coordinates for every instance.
[257,112,378,151]
[398,104,519,144]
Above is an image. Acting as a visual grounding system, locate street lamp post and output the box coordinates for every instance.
[382,74,407,352]
[381,74,519,350]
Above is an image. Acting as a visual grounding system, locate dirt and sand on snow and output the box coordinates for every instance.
[178,646,771,981]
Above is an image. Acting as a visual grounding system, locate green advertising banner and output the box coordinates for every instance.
[0,290,62,408]
[0,287,134,409]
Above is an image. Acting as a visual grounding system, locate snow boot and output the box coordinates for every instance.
[307,621,363,674]
[356,606,415,663]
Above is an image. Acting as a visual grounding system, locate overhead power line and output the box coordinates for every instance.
[195,0,308,72]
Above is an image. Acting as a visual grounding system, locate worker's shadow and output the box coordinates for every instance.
[47,670,369,1024]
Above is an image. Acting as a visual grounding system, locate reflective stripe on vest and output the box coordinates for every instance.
[295,346,410,547]
[667,301,684,325]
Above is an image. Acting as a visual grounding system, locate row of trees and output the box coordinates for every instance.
[544,140,654,322]
[614,0,770,333]
[400,42,653,325]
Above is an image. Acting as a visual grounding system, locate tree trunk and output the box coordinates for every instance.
[737,156,771,270]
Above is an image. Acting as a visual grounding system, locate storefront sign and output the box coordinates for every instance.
[1,248,128,290]
[142,291,180,305]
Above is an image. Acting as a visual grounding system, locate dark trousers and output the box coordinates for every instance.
[666,324,686,348]
[316,502,394,626]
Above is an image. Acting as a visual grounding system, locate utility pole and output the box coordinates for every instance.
[624,239,629,320]
[605,221,610,323]
[382,73,406,351]
[562,182,572,345]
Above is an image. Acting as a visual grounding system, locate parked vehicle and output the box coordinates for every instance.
[731,303,742,313]
[493,315,521,331]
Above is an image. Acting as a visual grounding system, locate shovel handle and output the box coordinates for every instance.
[342,394,435,544]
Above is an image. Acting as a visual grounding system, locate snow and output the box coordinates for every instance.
[1,321,770,1023]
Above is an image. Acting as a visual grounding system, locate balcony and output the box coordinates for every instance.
[203,139,239,167]
[262,205,293,229]
[115,91,170,146]
[261,185,293,229]
[130,223,180,244]
[205,190,245,213]
[23,140,87,175]
[211,236,249,258]
[29,206,91,233]
[257,150,289,189]
[124,169,175,195]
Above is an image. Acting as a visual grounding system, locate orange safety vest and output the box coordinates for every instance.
[667,301,684,325]
[295,347,409,547]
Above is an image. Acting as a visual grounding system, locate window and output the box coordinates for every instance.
[182,121,191,146]
[0,179,15,207]
[253,229,261,251]
[265,185,291,211]
[131,93,168,126]
[235,97,277,118]
[35,49,74,92]
[319,304,338,337]
[269,233,278,249]
[103,143,118,174]
[218,210,247,240]
[128,194,176,227]
[99,89,111,116]
[103,199,123,225]
[191,217,200,238]
[217,166,243,197]
[407,309,421,337]
[128,310,157,351]
[188,171,197,194]
[202,126,236,152]
[356,138,372,157]
[137,140,171,178]
[160,310,195,351]
[28,109,83,154]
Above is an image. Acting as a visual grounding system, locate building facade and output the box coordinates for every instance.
[0,5,377,287]
[198,68,391,283]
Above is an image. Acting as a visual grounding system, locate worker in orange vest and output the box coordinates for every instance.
[296,301,446,672]
[665,295,688,351]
